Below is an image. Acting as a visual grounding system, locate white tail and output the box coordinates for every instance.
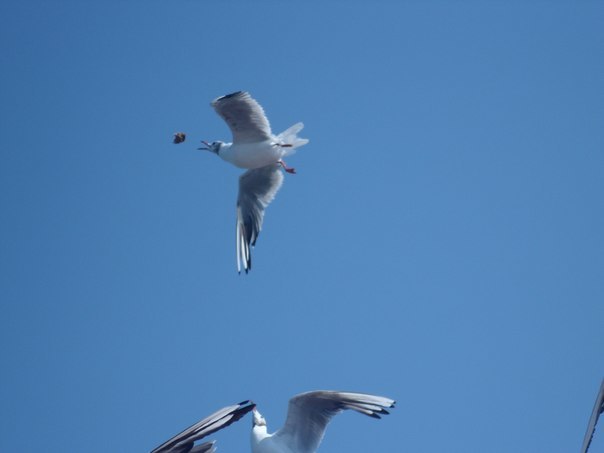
[277,122,309,156]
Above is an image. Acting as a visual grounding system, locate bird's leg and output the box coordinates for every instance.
[279,160,296,174]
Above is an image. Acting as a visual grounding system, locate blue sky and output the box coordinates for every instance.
[1,1,603,452]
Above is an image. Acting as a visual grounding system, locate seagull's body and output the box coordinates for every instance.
[251,391,395,453]
[150,400,255,453]
[218,139,284,169]
[200,91,308,273]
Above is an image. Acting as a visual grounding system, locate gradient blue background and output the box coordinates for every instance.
[1,1,603,452]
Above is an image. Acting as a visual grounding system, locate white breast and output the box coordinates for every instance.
[219,141,283,169]
[253,436,293,453]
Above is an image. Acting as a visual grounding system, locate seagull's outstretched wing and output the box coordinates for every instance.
[582,379,604,453]
[211,91,272,144]
[150,400,255,453]
[236,164,284,273]
[272,391,395,453]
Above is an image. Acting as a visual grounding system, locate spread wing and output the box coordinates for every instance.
[272,391,395,453]
[236,164,284,273]
[211,91,273,144]
[150,400,255,453]
[582,379,604,453]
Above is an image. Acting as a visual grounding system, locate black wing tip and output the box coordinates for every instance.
[238,400,256,413]
[369,406,394,419]
[240,259,251,274]
[230,400,256,422]
[217,91,245,101]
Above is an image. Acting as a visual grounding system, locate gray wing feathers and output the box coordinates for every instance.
[189,442,216,453]
[212,91,272,144]
[582,379,604,453]
[274,391,395,453]
[166,442,215,453]
[150,401,255,453]
[236,164,284,273]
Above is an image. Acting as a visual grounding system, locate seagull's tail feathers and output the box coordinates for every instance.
[277,122,309,156]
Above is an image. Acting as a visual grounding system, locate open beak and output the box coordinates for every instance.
[198,140,210,150]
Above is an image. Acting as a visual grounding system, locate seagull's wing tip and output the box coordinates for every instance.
[215,91,245,103]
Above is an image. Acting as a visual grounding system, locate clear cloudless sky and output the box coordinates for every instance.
[1,1,603,452]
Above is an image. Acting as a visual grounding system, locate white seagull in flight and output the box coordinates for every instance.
[251,390,395,453]
[150,400,255,453]
[149,391,394,453]
[199,91,309,273]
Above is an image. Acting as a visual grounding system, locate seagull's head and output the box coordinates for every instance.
[252,408,266,427]
[198,140,223,154]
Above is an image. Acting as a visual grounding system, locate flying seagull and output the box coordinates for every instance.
[251,390,395,453]
[150,400,255,453]
[199,91,309,273]
[581,378,604,453]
